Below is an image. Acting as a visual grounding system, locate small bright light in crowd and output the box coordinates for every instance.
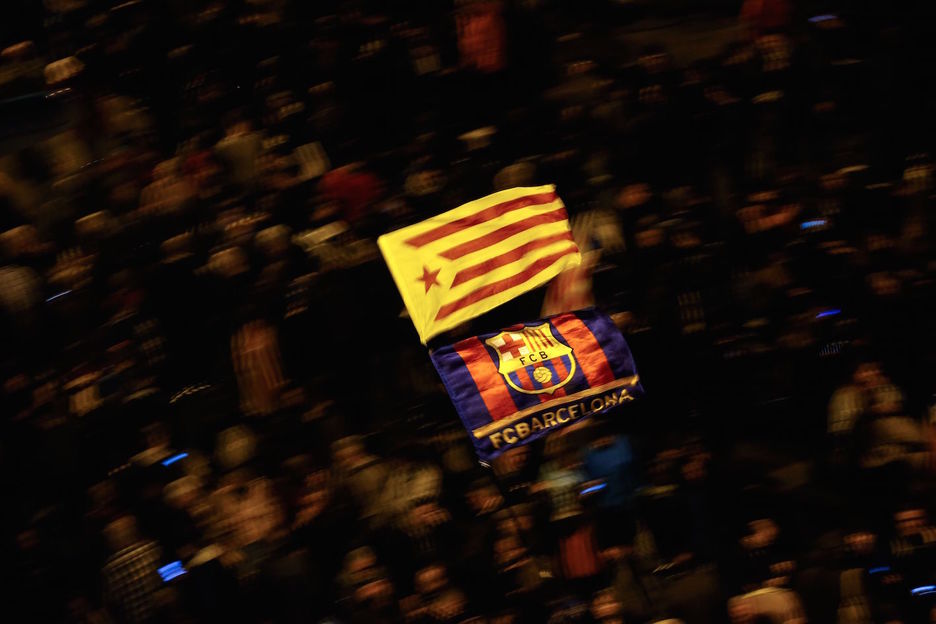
[800,219,827,229]
[46,290,71,302]
[581,483,607,495]
[911,585,936,596]
[868,566,890,575]
[815,309,841,319]
[161,452,188,466]
[158,561,187,582]
[808,15,837,23]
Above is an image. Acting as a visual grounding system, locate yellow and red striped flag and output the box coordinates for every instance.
[379,185,581,344]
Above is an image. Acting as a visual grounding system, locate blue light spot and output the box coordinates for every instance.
[868,566,890,575]
[581,483,607,495]
[158,561,187,582]
[161,452,188,467]
[816,309,841,319]
[808,14,837,23]
[911,585,936,596]
[800,219,827,229]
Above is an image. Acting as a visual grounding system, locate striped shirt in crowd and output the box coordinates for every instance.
[102,540,162,624]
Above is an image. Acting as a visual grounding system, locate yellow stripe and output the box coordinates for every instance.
[444,223,575,296]
[379,192,563,257]
[432,249,580,333]
[381,217,572,297]
[377,185,577,343]
[379,232,579,340]
[428,210,571,265]
[416,198,567,256]
[377,234,437,340]
[472,376,640,438]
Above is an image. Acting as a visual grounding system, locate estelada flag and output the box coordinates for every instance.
[430,309,643,460]
[378,186,581,344]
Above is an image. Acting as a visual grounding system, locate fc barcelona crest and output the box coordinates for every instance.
[485,323,576,395]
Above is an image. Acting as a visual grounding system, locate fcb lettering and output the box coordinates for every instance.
[431,309,644,460]
[485,323,575,395]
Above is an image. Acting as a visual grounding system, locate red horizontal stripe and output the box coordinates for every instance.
[440,207,569,260]
[451,231,574,287]
[405,191,557,248]
[435,245,578,321]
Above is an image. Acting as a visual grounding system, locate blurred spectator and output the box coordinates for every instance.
[101,516,162,624]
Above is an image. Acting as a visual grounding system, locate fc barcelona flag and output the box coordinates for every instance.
[430,309,643,460]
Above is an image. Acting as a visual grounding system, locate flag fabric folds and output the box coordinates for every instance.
[430,309,644,460]
[378,186,581,343]
[542,210,600,316]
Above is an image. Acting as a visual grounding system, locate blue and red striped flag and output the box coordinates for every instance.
[430,309,643,460]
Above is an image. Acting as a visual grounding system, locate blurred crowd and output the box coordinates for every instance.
[5,0,936,622]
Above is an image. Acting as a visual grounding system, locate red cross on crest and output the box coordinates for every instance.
[495,333,527,359]
[485,324,576,395]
